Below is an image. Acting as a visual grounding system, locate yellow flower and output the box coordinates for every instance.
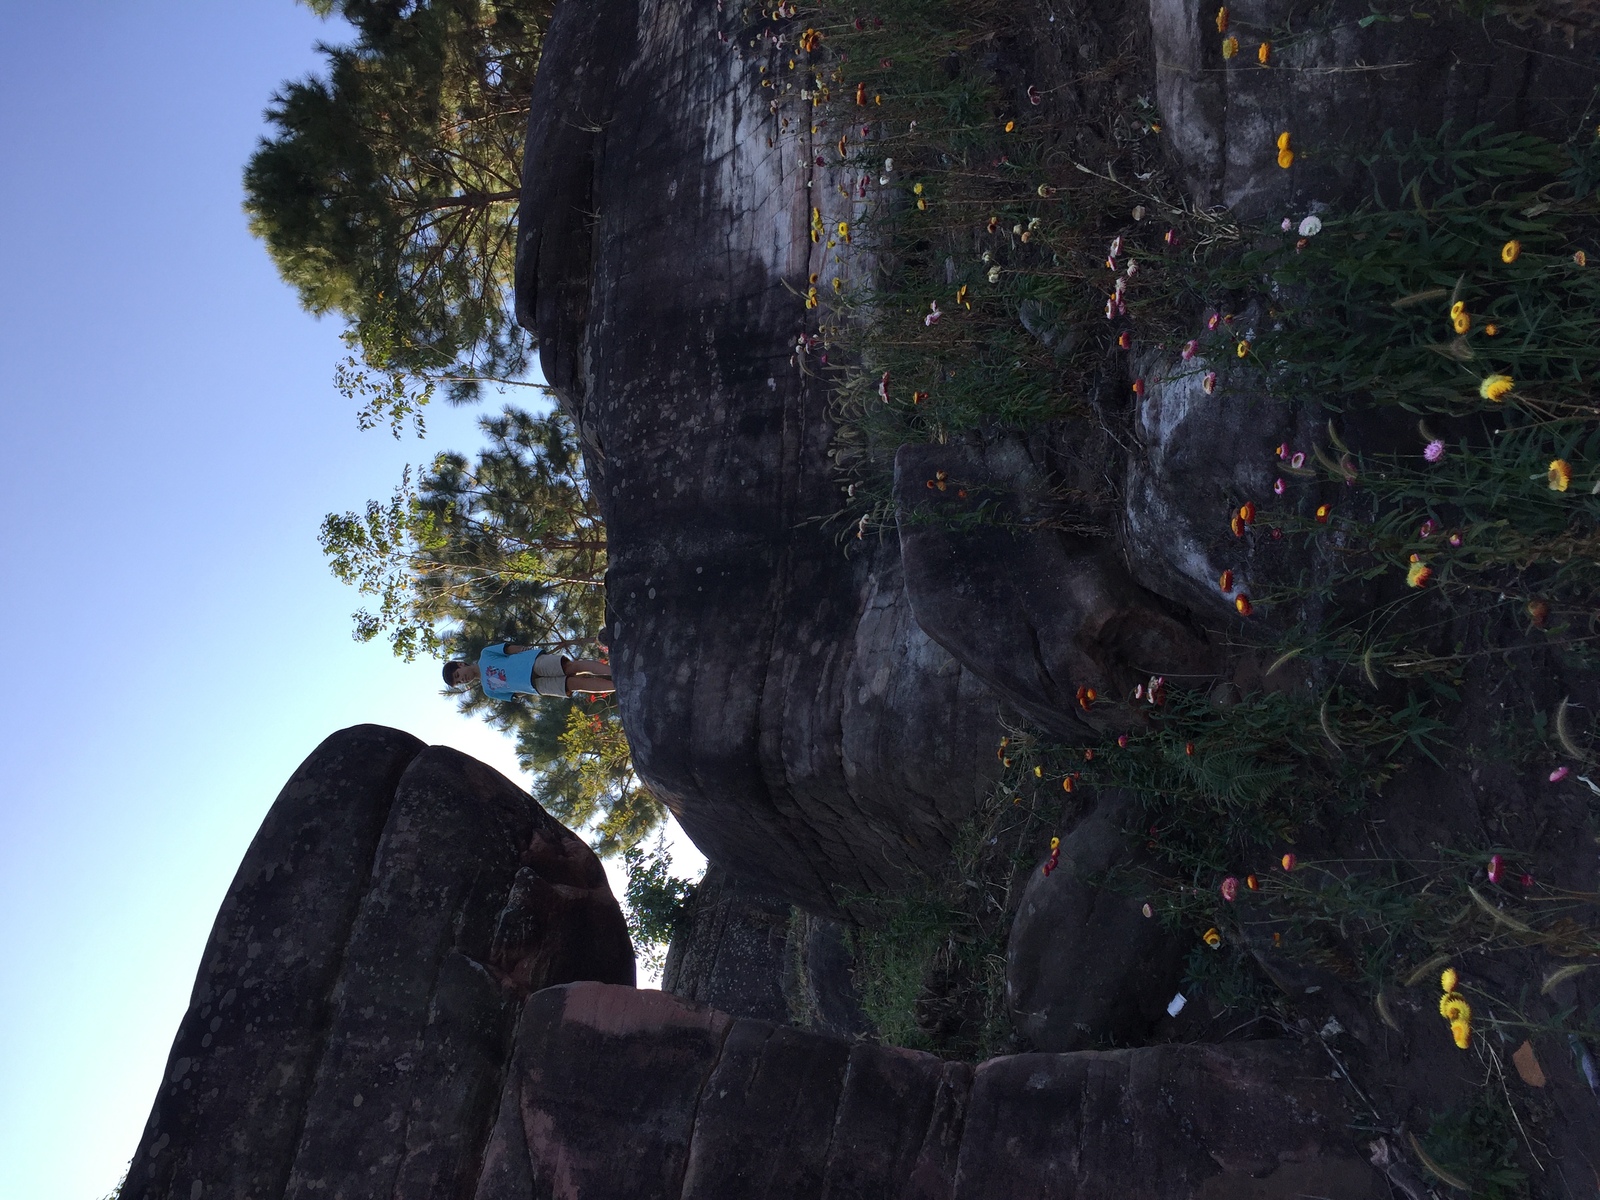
[1501,239,1521,264]
[1440,967,1458,993]
[912,182,923,195]
[1479,374,1514,402]
[1451,1018,1472,1049]
[1257,41,1270,63]
[1576,250,1589,267]
[831,277,843,292]
[1548,459,1572,492]
[917,197,927,211]
[837,220,850,242]
[1277,148,1295,169]
[1033,765,1042,777]
[1004,120,1015,133]
[1484,322,1499,336]
[1439,994,1471,1023]
[1277,131,1291,151]
[1236,339,1251,358]
[1406,557,1432,588]
[1449,301,1470,334]
[1222,35,1239,57]
[1216,5,1229,31]
[805,286,819,309]
[1203,927,1222,947]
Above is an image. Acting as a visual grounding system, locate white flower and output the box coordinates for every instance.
[1281,217,1292,232]
[1297,215,1323,237]
[1125,259,1139,277]
[988,265,1002,283]
[884,157,894,171]
[924,301,942,326]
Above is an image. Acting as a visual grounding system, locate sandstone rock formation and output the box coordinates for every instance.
[516,0,1007,912]
[474,981,1381,1200]
[122,726,633,1200]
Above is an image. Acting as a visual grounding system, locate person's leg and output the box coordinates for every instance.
[566,675,616,695]
[564,657,612,677]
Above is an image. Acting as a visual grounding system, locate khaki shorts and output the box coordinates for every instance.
[532,653,569,697]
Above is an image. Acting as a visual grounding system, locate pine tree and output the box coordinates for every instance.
[245,0,551,401]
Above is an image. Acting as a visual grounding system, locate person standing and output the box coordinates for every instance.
[442,642,614,698]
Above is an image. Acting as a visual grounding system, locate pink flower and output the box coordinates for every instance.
[924,301,942,326]
[1202,371,1217,394]
[1424,440,1445,463]
[1448,533,1462,547]
[1487,854,1504,885]
[1290,452,1305,469]
[1207,313,1221,330]
[1550,766,1570,783]
[1273,478,1285,495]
[1419,519,1437,539]
[1181,339,1198,360]
[1281,217,1293,232]
[1117,733,1130,748]
[1276,442,1290,459]
[878,371,890,402]
[1220,876,1240,901]
[1164,229,1177,247]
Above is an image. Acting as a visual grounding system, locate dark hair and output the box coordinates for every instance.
[442,660,466,686]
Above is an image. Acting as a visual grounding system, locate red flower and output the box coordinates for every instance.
[1132,378,1146,396]
[1281,853,1296,871]
[1315,503,1331,523]
[1238,501,1256,525]
[1219,569,1234,593]
[1185,741,1195,756]
[1117,734,1130,748]
[1117,330,1133,349]
[1234,594,1253,616]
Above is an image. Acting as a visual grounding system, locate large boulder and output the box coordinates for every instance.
[474,981,1382,1199]
[122,726,634,1200]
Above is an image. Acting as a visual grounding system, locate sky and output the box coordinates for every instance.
[0,6,700,1198]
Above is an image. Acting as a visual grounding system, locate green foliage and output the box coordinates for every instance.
[319,404,605,662]
[1072,688,1441,871]
[246,0,551,399]
[1420,1091,1532,1200]
[623,838,698,972]
[526,700,662,856]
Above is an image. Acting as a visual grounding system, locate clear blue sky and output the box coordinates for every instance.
[0,6,697,1198]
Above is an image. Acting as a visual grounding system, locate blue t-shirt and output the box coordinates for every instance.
[477,643,546,700]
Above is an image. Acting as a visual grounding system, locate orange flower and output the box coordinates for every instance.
[1281,852,1296,871]
[1004,120,1015,133]
[1203,927,1222,947]
[1548,459,1572,492]
[1257,41,1270,63]
[855,82,867,105]
[1216,5,1229,31]
[1576,250,1589,267]
[1238,501,1256,524]
[1484,322,1499,337]
[1219,569,1234,592]
[1246,873,1259,890]
[1235,594,1253,616]
[1277,147,1295,169]
[1062,776,1074,793]
[798,27,821,52]
[1230,514,1244,537]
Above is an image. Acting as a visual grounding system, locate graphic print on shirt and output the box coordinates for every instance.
[486,666,509,688]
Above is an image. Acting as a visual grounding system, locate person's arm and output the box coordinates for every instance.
[503,642,535,655]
